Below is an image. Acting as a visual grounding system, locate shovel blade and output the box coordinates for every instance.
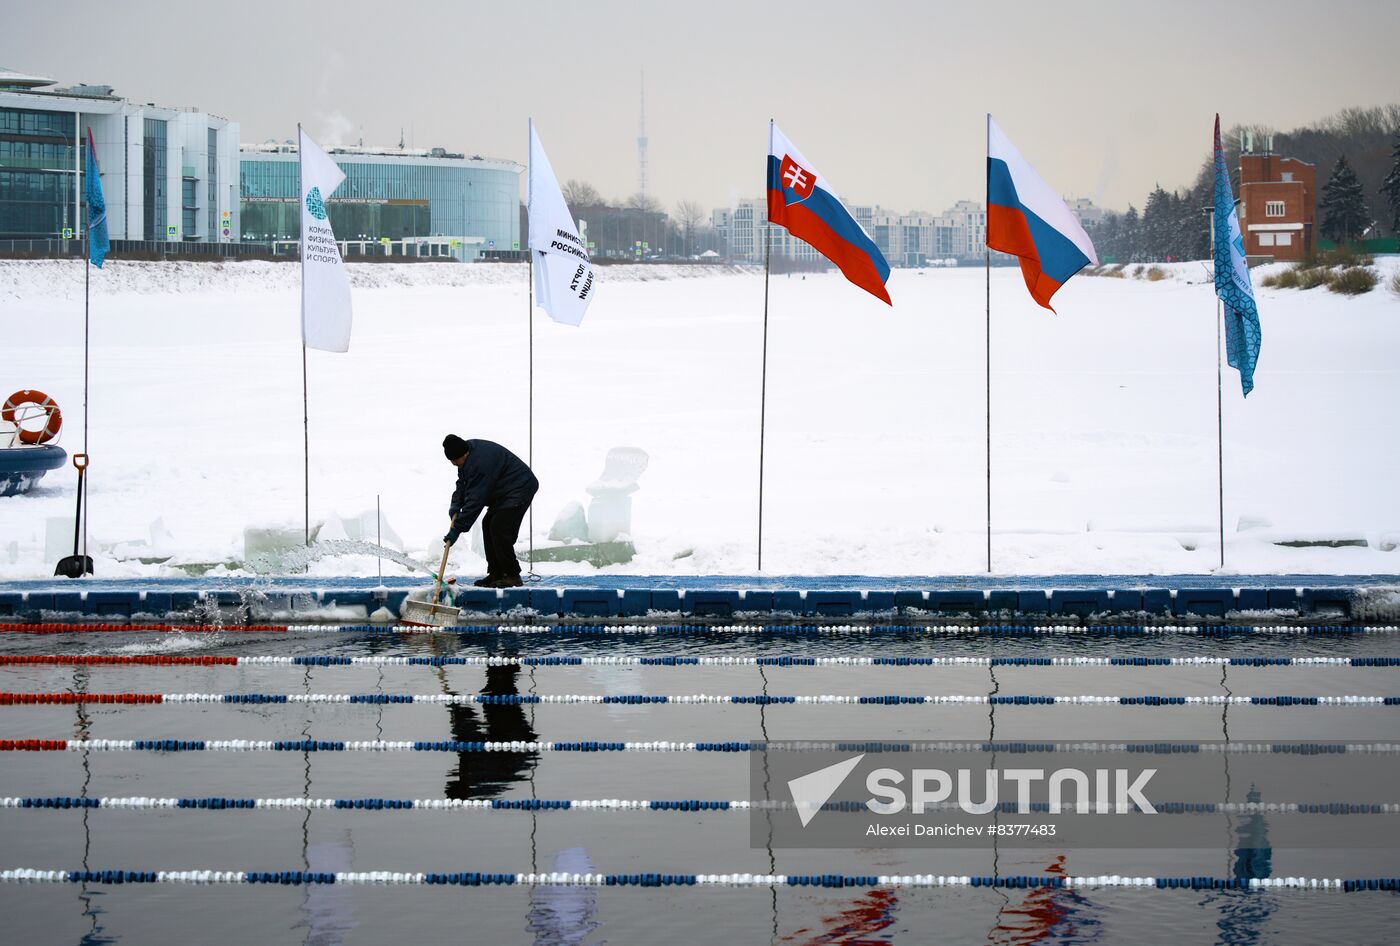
[54,555,94,579]
[400,599,461,628]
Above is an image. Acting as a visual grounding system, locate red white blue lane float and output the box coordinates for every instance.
[0,390,66,496]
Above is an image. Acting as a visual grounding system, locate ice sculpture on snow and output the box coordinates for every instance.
[543,447,649,552]
[584,447,649,542]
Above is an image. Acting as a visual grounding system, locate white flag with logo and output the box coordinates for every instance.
[298,127,352,352]
[528,121,596,327]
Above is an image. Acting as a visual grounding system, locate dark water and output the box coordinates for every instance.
[3,628,1399,944]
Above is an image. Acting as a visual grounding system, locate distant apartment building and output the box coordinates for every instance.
[866,207,939,267]
[711,198,822,264]
[944,200,986,258]
[1067,197,1105,233]
[0,66,239,242]
[709,206,731,248]
[1237,143,1315,261]
[713,197,987,266]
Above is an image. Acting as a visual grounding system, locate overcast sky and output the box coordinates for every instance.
[7,0,1398,215]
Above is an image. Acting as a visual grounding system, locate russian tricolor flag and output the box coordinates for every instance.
[767,122,891,305]
[986,116,1097,311]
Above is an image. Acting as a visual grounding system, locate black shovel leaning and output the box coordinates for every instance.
[55,452,93,578]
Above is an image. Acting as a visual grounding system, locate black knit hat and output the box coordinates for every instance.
[443,434,469,461]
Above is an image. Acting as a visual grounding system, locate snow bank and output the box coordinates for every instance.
[0,259,745,301]
[1,257,1397,579]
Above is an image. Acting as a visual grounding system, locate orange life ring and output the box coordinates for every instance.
[2,390,63,445]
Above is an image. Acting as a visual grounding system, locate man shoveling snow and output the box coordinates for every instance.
[442,435,539,588]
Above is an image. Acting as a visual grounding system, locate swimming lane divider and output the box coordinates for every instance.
[3,692,1399,707]
[1,868,1398,891]
[6,739,1400,754]
[3,623,1397,635]
[4,796,1397,815]
[7,655,1400,669]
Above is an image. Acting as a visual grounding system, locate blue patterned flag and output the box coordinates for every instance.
[85,129,109,268]
[1212,114,1260,395]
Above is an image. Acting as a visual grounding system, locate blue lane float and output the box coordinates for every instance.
[330,653,1400,665]
[6,691,1397,707]
[22,653,1400,669]
[3,868,1398,891]
[12,739,1400,755]
[7,622,1400,636]
[5,796,1396,815]
[1,574,1396,622]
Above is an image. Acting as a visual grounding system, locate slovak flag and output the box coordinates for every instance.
[767,122,891,305]
[986,115,1097,311]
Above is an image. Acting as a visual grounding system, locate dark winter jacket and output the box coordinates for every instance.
[448,439,539,533]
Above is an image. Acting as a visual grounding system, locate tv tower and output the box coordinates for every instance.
[637,72,649,203]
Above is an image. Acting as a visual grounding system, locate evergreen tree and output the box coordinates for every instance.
[1320,155,1370,242]
[1381,129,1400,234]
[1171,191,1207,261]
[1142,186,1173,260]
[1120,205,1141,262]
[1093,212,1122,262]
[1183,163,1216,260]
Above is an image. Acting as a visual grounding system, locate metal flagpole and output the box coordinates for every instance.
[526,120,535,576]
[1208,208,1225,569]
[301,346,309,547]
[528,254,535,573]
[758,215,772,572]
[984,113,992,575]
[1216,299,1225,569]
[83,196,90,567]
[298,123,310,547]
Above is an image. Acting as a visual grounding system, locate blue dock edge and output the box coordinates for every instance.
[0,575,1394,622]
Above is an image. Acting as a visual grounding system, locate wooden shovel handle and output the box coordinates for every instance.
[433,543,451,603]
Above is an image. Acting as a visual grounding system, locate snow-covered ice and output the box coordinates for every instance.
[1,256,1397,578]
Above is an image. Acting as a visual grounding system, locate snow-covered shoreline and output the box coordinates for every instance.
[2,257,1397,580]
[0,259,747,300]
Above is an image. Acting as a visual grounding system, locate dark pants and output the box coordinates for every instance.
[482,504,529,578]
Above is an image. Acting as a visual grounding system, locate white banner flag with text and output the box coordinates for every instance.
[299,128,353,352]
[528,121,596,327]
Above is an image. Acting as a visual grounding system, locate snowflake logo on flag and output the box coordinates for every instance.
[779,155,815,202]
[305,187,328,220]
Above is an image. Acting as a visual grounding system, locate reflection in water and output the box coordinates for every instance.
[443,663,540,799]
[296,837,357,946]
[758,666,779,944]
[73,667,116,946]
[989,857,1102,945]
[1231,787,1273,882]
[526,848,603,946]
[784,888,898,945]
[1216,787,1274,946]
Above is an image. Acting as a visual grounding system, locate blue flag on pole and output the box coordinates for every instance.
[85,128,109,268]
[1212,114,1260,396]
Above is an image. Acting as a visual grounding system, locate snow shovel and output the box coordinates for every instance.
[54,453,93,579]
[401,542,461,626]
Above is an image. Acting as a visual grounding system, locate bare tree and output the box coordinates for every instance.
[675,200,705,257]
[627,193,662,213]
[562,179,603,207]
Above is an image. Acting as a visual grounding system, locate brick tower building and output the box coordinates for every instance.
[1237,139,1316,261]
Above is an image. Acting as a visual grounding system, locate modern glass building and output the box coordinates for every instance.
[0,66,240,243]
[239,144,521,260]
[0,101,76,238]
